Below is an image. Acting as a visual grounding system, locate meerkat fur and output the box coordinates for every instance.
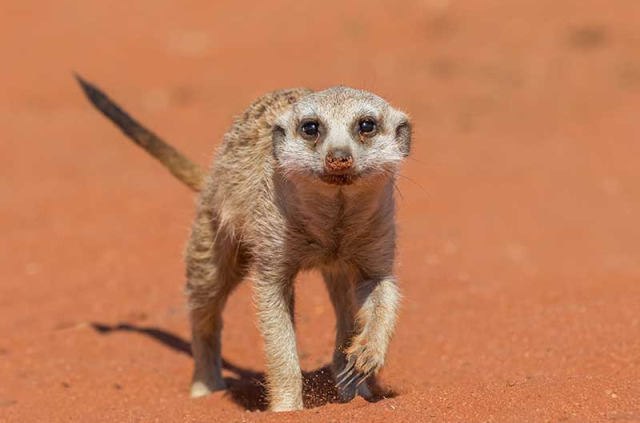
[77,77,412,412]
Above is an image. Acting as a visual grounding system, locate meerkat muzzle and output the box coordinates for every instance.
[325,148,354,172]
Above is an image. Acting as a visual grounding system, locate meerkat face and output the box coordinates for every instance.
[273,86,411,187]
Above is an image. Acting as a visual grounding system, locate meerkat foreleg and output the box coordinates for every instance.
[322,268,375,401]
[336,276,400,392]
[253,270,304,412]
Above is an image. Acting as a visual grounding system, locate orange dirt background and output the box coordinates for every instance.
[1,1,639,422]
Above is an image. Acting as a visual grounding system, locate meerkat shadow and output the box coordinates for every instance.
[90,322,397,411]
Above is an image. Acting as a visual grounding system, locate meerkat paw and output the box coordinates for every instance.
[190,378,227,398]
[269,403,304,412]
[269,395,304,412]
[335,342,384,392]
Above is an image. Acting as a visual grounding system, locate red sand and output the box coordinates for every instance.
[2,1,639,422]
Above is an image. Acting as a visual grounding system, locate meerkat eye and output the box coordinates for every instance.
[300,121,320,139]
[359,119,377,134]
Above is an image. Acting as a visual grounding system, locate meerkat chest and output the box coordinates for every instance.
[291,190,388,267]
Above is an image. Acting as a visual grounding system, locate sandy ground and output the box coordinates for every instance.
[1,0,640,422]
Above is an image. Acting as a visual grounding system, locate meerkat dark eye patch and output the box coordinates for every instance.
[300,121,320,140]
[358,119,377,134]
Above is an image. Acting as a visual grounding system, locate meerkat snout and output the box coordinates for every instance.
[325,148,354,172]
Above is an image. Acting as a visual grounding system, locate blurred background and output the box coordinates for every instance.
[1,1,639,422]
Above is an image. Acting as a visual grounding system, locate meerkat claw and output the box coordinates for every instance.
[336,356,356,380]
[336,367,357,388]
[336,361,366,389]
[343,371,363,390]
[355,372,370,388]
[336,372,352,388]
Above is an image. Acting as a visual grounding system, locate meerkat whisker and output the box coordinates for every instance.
[397,173,433,200]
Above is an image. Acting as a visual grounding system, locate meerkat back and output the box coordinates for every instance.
[198,88,315,233]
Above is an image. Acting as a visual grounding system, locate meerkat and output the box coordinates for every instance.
[77,76,412,412]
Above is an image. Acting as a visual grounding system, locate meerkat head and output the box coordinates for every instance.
[272,86,411,187]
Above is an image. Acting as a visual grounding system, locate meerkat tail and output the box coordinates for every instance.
[75,74,207,192]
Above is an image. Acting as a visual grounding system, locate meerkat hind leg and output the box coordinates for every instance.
[189,283,239,398]
[186,219,247,398]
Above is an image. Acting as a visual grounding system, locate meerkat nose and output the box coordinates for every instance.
[325,148,354,172]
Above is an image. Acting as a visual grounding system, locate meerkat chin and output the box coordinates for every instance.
[77,78,412,412]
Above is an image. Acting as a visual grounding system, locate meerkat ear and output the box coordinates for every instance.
[272,124,286,142]
[395,120,412,157]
